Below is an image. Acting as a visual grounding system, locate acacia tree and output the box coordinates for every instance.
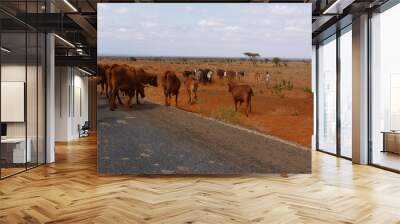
[243,52,260,66]
[272,57,281,67]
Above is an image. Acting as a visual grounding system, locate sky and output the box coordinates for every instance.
[98,3,311,59]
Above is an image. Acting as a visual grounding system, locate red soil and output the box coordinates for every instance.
[100,59,313,147]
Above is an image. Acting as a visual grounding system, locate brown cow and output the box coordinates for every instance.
[162,71,181,106]
[108,65,157,110]
[134,68,158,104]
[227,82,254,116]
[106,64,126,105]
[216,69,225,80]
[184,76,199,104]
[97,64,110,96]
[224,70,236,81]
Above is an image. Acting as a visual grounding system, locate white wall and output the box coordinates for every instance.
[55,67,89,141]
[1,65,38,138]
[1,65,26,138]
[1,63,46,164]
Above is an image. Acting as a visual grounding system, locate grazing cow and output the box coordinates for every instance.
[206,69,213,83]
[97,64,110,96]
[184,76,199,104]
[227,82,254,116]
[108,65,157,110]
[162,71,181,106]
[224,70,236,81]
[195,68,213,83]
[194,69,203,81]
[236,71,245,80]
[183,70,195,78]
[216,69,225,79]
[133,68,158,104]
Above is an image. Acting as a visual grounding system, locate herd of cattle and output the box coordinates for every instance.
[183,68,246,83]
[98,64,254,116]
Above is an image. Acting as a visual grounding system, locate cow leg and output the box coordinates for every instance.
[127,94,134,108]
[136,90,141,105]
[166,93,170,106]
[175,94,178,106]
[249,96,252,112]
[187,90,191,104]
[117,91,123,105]
[109,88,119,111]
[100,82,105,95]
[106,82,110,99]
[246,101,249,117]
[234,100,238,112]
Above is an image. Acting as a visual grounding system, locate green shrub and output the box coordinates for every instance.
[213,106,240,124]
[303,87,313,94]
[271,79,294,97]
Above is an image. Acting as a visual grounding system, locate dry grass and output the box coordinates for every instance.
[99,58,313,147]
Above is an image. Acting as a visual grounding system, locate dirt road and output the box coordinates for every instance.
[98,97,311,174]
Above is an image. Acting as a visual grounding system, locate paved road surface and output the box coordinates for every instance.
[97,97,310,174]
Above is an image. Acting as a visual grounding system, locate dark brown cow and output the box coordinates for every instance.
[216,69,225,80]
[227,82,254,116]
[162,71,181,106]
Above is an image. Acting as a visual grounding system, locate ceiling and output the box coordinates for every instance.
[0,0,392,72]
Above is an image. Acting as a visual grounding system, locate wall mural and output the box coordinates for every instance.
[97,3,312,174]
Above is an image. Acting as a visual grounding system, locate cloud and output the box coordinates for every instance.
[184,6,194,12]
[225,26,241,32]
[118,27,127,32]
[283,26,305,32]
[114,7,128,14]
[98,4,310,59]
[198,19,225,27]
[141,22,158,28]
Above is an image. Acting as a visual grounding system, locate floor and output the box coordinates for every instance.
[98,98,310,174]
[0,136,399,223]
[372,150,400,171]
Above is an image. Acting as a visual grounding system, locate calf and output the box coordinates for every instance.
[227,82,254,116]
[184,76,199,104]
[162,71,181,106]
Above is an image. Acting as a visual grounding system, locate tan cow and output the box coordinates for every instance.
[184,76,199,104]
